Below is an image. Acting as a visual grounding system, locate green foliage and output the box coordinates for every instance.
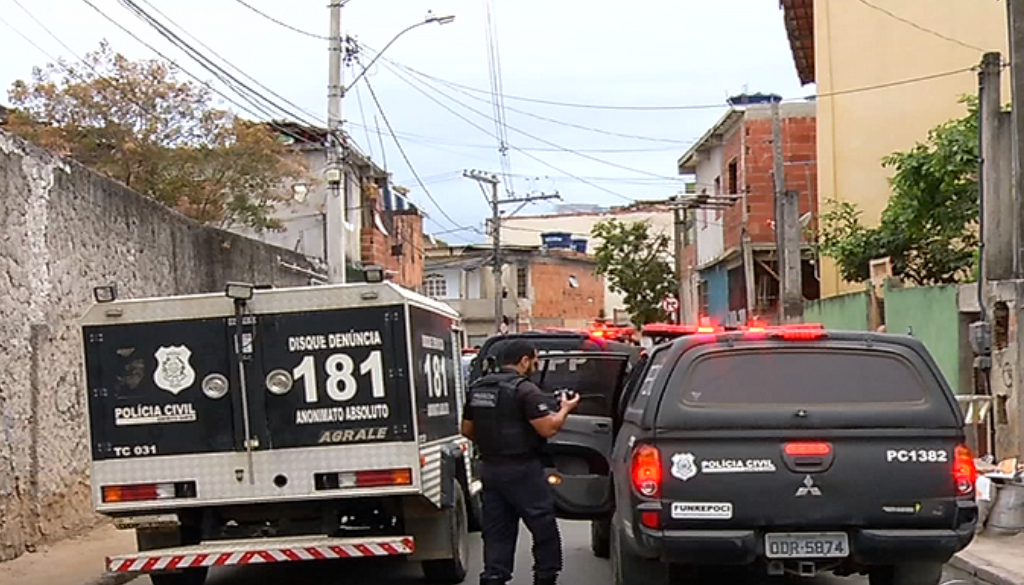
[591,219,676,325]
[819,96,979,285]
[7,41,306,231]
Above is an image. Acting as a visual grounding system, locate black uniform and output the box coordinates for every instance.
[464,369,563,585]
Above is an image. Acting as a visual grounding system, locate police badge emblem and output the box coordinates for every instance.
[153,346,197,395]
[671,452,698,482]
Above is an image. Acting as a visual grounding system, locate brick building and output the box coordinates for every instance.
[424,244,604,346]
[677,95,820,326]
[360,184,424,289]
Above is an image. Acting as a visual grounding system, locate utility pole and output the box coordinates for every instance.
[464,170,560,333]
[981,52,1012,282]
[325,0,347,284]
[1008,1,1024,277]
[772,101,804,323]
[673,205,687,323]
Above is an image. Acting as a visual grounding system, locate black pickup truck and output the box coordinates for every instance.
[542,325,978,585]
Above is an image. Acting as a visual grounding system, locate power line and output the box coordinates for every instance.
[853,0,987,54]
[79,0,307,143]
[812,65,980,100]
[384,56,708,145]
[368,52,682,184]
[368,57,638,203]
[136,0,326,126]
[115,0,319,126]
[361,72,480,233]
[230,0,329,40]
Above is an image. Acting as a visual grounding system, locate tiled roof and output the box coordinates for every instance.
[780,0,815,85]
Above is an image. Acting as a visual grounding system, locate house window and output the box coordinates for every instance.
[423,273,447,299]
[727,159,739,195]
[516,264,528,298]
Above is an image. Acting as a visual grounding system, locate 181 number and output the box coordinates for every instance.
[294,350,385,403]
[424,353,449,398]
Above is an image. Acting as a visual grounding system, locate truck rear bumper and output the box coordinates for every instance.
[107,535,415,573]
[637,525,975,566]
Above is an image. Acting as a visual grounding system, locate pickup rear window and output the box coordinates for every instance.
[680,349,928,406]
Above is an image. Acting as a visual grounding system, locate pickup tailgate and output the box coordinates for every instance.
[653,342,965,532]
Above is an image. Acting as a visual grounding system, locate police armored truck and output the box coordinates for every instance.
[82,281,478,585]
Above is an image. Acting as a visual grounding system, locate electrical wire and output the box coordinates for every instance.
[368,60,638,202]
[136,0,327,126]
[812,65,979,99]
[383,55,708,145]
[115,0,318,126]
[79,0,309,143]
[361,72,482,234]
[369,52,682,184]
[230,0,329,41]
[482,0,514,196]
[853,0,987,54]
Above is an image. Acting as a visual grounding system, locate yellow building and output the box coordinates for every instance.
[781,0,1008,296]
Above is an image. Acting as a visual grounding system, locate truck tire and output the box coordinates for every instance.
[137,530,208,585]
[422,481,470,584]
[610,512,669,585]
[869,562,943,585]
[590,518,611,558]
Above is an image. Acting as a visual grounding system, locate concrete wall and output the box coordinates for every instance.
[813,0,1009,297]
[803,290,870,331]
[884,284,961,391]
[0,130,315,562]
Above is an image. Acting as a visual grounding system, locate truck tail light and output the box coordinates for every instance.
[631,445,662,498]
[315,468,413,491]
[784,442,832,457]
[102,481,197,503]
[954,444,978,497]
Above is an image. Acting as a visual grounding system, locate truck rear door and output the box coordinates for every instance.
[652,340,967,539]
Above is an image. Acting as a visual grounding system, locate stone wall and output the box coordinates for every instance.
[0,130,316,562]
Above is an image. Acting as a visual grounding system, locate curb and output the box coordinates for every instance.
[950,550,1024,585]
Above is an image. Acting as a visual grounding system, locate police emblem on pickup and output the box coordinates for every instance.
[671,452,698,482]
[153,346,196,395]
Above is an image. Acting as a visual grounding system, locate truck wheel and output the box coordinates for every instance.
[610,512,668,585]
[869,562,943,585]
[590,517,611,558]
[422,481,470,584]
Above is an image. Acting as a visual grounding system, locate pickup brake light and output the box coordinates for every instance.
[954,444,977,497]
[631,445,662,498]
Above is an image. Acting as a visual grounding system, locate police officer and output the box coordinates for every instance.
[461,340,580,585]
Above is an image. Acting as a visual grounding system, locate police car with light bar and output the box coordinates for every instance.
[82,279,480,585]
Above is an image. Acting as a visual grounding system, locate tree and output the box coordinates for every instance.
[819,96,979,285]
[591,219,676,326]
[6,41,305,231]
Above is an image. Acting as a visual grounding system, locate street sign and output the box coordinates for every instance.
[662,296,679,314]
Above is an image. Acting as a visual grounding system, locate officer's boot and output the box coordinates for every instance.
[480,578,506,585]
[534,574,558,585]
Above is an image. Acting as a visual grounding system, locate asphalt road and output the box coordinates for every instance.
[135,521,970,585]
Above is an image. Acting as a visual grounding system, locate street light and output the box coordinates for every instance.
[345,12,456,93]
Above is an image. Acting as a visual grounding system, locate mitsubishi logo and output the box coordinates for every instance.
[795,475,822,497]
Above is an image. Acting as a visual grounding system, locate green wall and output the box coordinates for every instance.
[884,284,961,391]
[804,291,871,331]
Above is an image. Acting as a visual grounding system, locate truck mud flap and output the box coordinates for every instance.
[107,535,415,573]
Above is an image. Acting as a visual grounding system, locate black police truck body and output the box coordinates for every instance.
[83,283,477,585]
[542,326,978,585]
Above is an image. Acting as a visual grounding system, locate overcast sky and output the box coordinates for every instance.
[0,0,808,244]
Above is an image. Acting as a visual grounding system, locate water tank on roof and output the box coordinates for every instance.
[541,232,573,249]
[571,238,588,254]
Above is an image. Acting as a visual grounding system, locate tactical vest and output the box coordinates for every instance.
[467,372,545,459]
